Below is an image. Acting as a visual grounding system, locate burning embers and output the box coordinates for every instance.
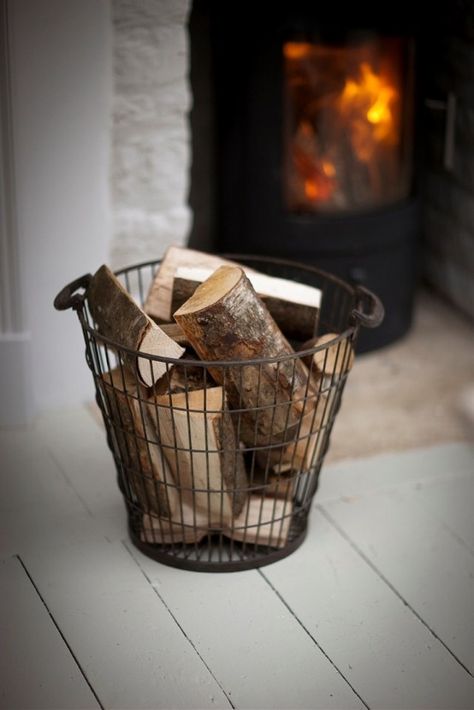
[284,38,411,213]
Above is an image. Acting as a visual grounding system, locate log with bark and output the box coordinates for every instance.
[143,245,252,323]
[269,332,354,472]
[159,322,190,348]
[100,367,178,517]
[264,333,354,473]
[173,266,318,463]
[300,332,355,376]
[88,264,185,387]
[151,354,208,397]
[171,264,321,340]
[252,469,296,500]
[272,396,331,473]
[149,385,248,524]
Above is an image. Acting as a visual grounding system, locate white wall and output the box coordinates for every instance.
[1,0,112,422]
[110,0,191,268]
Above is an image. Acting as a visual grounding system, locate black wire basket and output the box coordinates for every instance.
[54,255,383,572]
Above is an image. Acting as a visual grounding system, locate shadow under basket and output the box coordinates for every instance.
[54,255,383,572]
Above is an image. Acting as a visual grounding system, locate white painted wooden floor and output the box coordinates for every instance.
[1,407,473,710]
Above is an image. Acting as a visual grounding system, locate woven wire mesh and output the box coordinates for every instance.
[77,256,359,571]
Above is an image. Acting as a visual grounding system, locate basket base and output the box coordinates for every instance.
[128,525,308,573]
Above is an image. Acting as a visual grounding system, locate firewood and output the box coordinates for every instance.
[142,496,293,548]
[170,275,200,317]
[173,266,317,458]
[300,333,355,375]
[141,500,210,545]
[171,264,321,340]
[143,245,253,323]
[273,402,327,473]
[159,322,190,347]
[270,333,353,472]
[149,386,248,524]
[88,265,185,387]
[225,496,292,548]
[152,356,208,397]
[252,470,296,500]
[100,367,178,517]
[271,385,341,473]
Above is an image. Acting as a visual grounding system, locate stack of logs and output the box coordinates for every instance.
[88,246,354,549]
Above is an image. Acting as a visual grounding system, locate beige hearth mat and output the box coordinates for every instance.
[326,288,474,462]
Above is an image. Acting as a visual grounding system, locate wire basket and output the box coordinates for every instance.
[54,255,383,572]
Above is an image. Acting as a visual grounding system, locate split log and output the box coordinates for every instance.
[141,500,210,545]
[300,332,354,375]
[143,245,252,323]
[273,402,328,473]
[271,385,341,473]
[100,367,178,517]
[173,266,317,458]
[88,265,185,387]
[150,386,248,524]
[152,355,208,397]
[142,496,292,548]
[269,332,354,471]
[159,322,190,347]
[225,496,292,548]
[252,470,296,500]
[171,264,321,340]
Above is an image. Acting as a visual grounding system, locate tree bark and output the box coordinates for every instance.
[159,322,190,347]
[171,268,320,340]
[174,266,317,460]
[143,245,249,322]
[88,264,184,387]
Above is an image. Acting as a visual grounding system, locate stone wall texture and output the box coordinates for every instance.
[110,0,191,268]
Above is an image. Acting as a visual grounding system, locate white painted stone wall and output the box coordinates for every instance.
[111,0,192,268]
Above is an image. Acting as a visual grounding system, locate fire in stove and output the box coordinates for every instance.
[283,37,412,213]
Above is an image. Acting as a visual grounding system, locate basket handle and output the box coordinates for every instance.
[54,273,92,311]
[351,285,384,329]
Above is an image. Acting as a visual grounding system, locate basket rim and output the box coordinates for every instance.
[81,254,358,368]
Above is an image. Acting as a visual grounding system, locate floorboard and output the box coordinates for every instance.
[126,543,364,710]
[0,556,100,710]
[20,539,231,710]
[317,442,474,503]
[410,471,474,554]
[37,408,126,542]
[2,409,473,709]
[0,428,96,559]
[262,511,474,709]
[322,481,474,676]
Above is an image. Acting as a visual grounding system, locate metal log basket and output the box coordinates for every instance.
[54,256,383,572]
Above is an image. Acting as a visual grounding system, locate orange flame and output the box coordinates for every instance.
[339,62,398,162]
[285,43,401,208]
[284,42,313,60]
[304,180,319,200]
[291,121,337,203]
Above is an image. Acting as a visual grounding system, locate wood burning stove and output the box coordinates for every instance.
[189,2,419,351]
[283,37,413,214]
